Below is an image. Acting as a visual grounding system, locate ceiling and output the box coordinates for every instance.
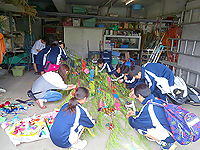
[28,0,161,12]
[63,0,160,7]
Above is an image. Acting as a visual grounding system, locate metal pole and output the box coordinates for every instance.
[186,71,190,83]
[195,74,199,87]
[177,40,180,52]
[184,40,188,54]
[192,41,196,55]
[189,9,193,23]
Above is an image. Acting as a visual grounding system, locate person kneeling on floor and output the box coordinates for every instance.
[50,87,95,150]
[128,63,174,101]
[28,64,76,109]
[97,58,115,75]
[126,83,177,150]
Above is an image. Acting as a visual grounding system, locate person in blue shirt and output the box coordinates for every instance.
[31,37,49,75]
[97,58,115,75]
[45,40,68,72]
[50,87,95,150]
[128,63,174,101]
[127,83,176,150]
[111,63,124,81]
[36,42,57,75]
[118,65,145,90]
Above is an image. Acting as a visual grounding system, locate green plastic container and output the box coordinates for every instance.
[11,66,25,77]
[82,18,96,27]
[72,6,86,14]
[112,58,119,65]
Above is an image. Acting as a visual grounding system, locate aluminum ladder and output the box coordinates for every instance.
[161,38,200,90]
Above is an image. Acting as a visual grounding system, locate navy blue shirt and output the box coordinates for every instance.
[98,62,115,75]
[50,102,95,148]
[36,46,51,65]
[128,94,175,143]
[47,46,68,65]
[141,63,174,93]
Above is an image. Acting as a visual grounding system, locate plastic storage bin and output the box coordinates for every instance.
[120,45,129,48]
[112,58,119,65]
[72,6,87,14]
[100,51,112,64]
[82,18,96,27]
[96,24,105,28]
[129,45,138,48]
[132,4,142,10]
[11,66,25,77]
[106,50,121,57]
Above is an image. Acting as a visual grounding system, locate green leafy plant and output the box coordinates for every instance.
[58,56,150,150]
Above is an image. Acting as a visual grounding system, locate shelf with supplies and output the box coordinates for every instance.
[103,35,141,51]
[43,25,63,41]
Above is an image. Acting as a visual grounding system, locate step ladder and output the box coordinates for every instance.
[168,38,200,57]
[147,45,165,63]
[179,8,200,25]
[161,38,200,90]
[147,33,165,63]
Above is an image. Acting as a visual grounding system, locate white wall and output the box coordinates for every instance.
[146,0,187,18]
[64,26,105,58]
[100,7,130,18]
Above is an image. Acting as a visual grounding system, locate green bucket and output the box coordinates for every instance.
[11,66,25,77]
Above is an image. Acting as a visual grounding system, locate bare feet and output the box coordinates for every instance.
[36,99,47,109]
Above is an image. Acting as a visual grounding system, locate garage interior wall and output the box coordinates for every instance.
[178,1,200,86]
[15,17,42,39]
[64,27,105,58]
[146,0,187,19]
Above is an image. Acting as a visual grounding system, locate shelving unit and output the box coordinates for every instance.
[103,35,141,51]
[103,35,141,65]
[0,13,29,71]
[43,25,64,41]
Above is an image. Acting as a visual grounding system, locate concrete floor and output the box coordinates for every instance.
[0,70,200,150]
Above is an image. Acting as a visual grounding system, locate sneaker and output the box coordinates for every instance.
[160,142,177,150]
[70,140,87,150]
[34,72,40,75]
[0,87,6,93]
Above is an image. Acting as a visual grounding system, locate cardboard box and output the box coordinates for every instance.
[109,13,119,17]
[125,52,130,60]
[124,22,129,29]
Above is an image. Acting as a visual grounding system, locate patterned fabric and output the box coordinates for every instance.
[148,100,200,145]
[185,112,200,142]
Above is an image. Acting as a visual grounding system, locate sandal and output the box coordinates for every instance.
[36,99,47,109]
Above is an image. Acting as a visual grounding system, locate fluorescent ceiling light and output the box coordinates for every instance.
[125,0,134,5]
